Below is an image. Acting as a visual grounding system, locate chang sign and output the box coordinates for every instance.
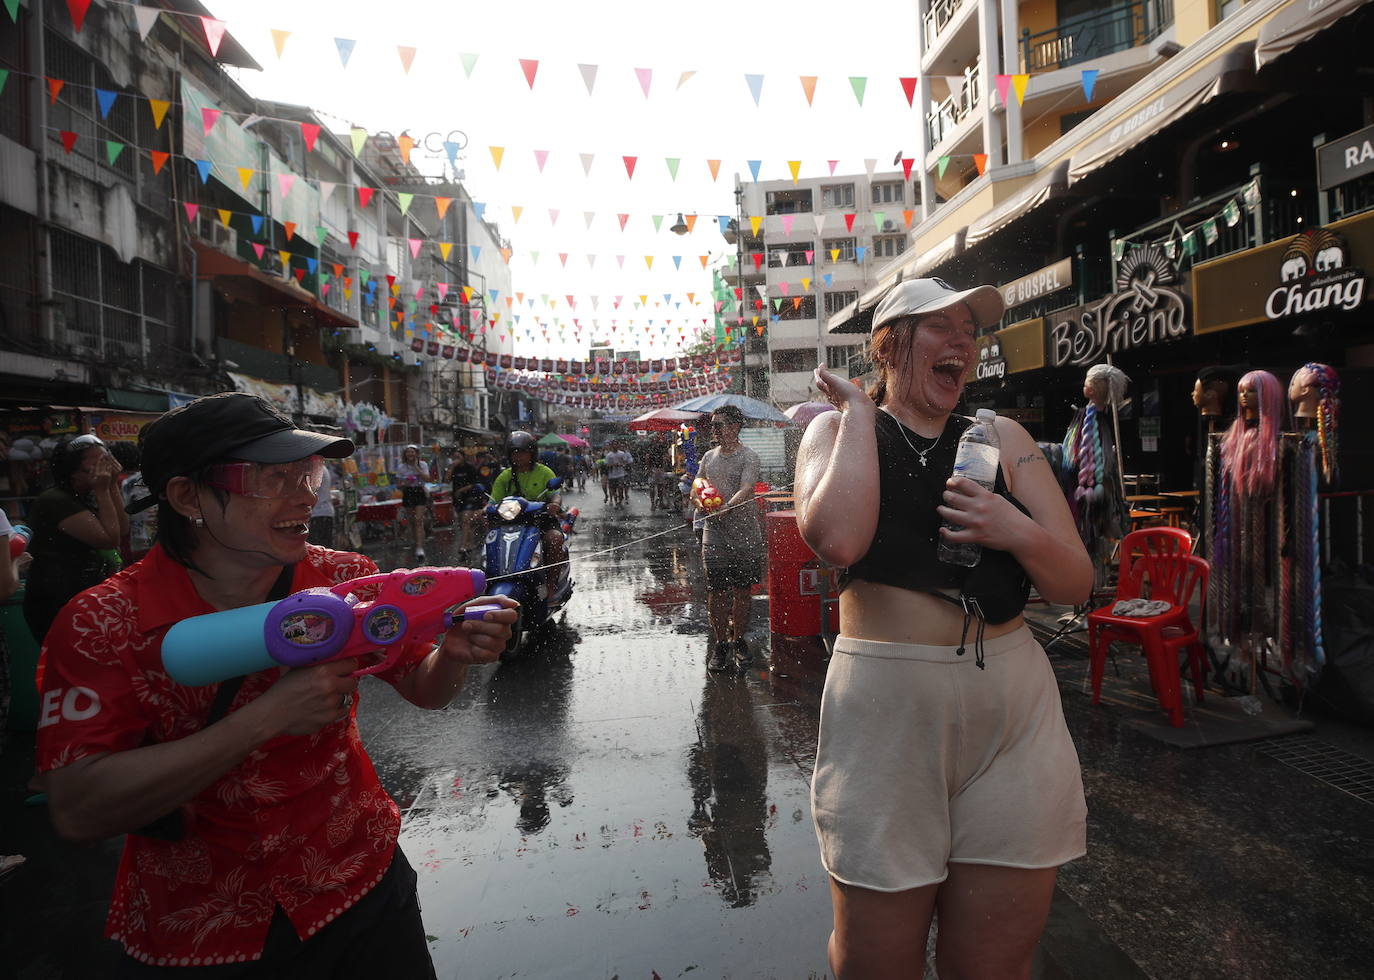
[1048,246,1188,367]
[1263,229,1368,320]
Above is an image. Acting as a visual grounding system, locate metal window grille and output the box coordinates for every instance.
[0,5,28,145]
[872,235,907,258]
[871,182,904,205]
[826,345,858,369]
[823,237,857,263]
[821,184,855,210]
[824,290,858,315]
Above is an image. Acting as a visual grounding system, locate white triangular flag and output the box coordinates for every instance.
[864,158,877,179]
[813,213,827,236]
[134,7,159,40]
[578,64,598,95]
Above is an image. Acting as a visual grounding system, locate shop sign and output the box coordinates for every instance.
[999,258,1073,308]
[1316,123,1374,191]
[86,411,157,444]
[975,338,1008,380]
[1264,228,1368,319]
[1048,246,1188,367]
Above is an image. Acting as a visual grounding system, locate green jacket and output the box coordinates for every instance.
[490,463,558,502]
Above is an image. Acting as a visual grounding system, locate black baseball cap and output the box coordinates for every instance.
[127,392,353,514]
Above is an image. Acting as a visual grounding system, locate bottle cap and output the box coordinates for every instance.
[975,408,997,422]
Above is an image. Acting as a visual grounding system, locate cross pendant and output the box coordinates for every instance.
[918,455,928,467]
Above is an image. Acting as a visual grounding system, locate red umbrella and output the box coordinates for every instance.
[628,408,705,432]
[784,401,837,427]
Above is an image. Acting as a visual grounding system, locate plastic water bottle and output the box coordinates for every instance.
[937,409,1000,567]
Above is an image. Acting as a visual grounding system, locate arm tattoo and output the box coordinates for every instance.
[1015,453,1043,467]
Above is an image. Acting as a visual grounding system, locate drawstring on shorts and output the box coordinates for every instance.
[925,591,988,669]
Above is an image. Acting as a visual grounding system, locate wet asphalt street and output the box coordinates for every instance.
[6,483,1374,978]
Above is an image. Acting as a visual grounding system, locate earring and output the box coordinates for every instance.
[191,515,206,527]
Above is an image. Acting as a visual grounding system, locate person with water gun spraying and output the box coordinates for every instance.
[32,392,516,974]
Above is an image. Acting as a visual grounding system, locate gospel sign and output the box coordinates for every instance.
[1048,245,1188,367]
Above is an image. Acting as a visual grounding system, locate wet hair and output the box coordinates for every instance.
[155,463,231,573]
[1292,362,1340,485]
[1222,370,1284,498]
[711,405,745,426]
[108,440,141,472]
[50,436,104,493]
[865,319,917,407]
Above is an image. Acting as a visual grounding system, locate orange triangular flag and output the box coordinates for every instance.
[397,46,417,74]
[284,221,296,241]
[699,255,709,269]
[707,159,721,181]
[973,153,988,176]
[685,214,698,232]
[398,134,415,165]
[800,76,818,106]
[500,247,513,264]
[902,209,915,227]
[47,78,64,104]
[435,197,452,219]
[149,150,169,174]
[271,29,290,59]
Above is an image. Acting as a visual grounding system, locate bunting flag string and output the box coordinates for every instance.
[1110,179,1257,264]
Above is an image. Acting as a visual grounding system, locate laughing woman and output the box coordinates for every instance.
[794,279,1093,980]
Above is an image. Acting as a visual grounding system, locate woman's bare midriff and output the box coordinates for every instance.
[839,578,1025,646]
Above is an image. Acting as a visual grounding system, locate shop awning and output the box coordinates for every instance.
[227,372,344,421]
[964,162,1072,249]
[193,241,357,331]
[828,228,968,334]
[1068,43,1256,185]
[1255,0,1370,70]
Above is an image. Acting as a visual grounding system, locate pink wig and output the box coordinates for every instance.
[1222,370,1284,498]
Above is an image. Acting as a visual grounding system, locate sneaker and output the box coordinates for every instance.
[708,642,732,673]
[732,638,753,672]
[414,548,426,562]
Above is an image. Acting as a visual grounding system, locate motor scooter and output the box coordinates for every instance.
[482,478,575,656]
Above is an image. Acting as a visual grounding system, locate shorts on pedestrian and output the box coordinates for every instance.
[401,486,428,509]
[811,626,1086,892]
[703,555,763,591]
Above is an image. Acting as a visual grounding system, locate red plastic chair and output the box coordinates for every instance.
[1088,550,1210,727]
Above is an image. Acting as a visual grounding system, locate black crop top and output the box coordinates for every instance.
[842,411,1032,625]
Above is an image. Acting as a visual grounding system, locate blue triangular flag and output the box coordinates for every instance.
[470,245,482,262]
[488,289,499,303]
[96,89,117,119]
[745,73,764,106]
[672,256,682,270]
[444,141,460,167]
[718,215,730,235]
[195,159,212,184]
[856,246,867,262]
[250,215,263,235]
[1081,69,1099,103]
[335,38,356,68]
[823,274,833,288]
[472,202,486,221]
[306,257,318,274]
[747,160,762,182]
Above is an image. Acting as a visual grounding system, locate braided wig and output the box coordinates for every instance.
[1291,362,1340,486]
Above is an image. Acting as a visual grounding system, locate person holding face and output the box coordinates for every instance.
[22,434,129,643]
[795,278,1092,980]
[33,392,516,974]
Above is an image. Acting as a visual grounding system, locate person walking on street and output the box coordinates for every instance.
[794,278,1092,980]
[696,406,763,673]
[22,435,129,643]
[447,449,484,559]
[33,392,516,976]
[604,442,633,507]
[596,455,610,503]
[396,445,430,562]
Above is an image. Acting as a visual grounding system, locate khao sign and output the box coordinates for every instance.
[1264,229,1368,320]
[1048,246,1188,367]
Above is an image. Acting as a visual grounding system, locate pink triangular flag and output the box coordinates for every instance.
[200,17,226,57]
[252,242,265,259]
[201,107,220,136]
[534,149,549,173]
[635,67,653,99]
[995,74,1011,107]
[827,160,839,176]
[781,214,794,234]
[519,58,539,89]
[183,202,200,223]
[278,174,295,199]
[397,46,417,74]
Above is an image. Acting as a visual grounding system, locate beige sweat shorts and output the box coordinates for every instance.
[811,626,1087,892]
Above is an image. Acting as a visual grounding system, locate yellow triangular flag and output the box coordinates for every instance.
[490,146,505,170]
[645,256,654,269]
[149,99,170,130]
[237,168,253,190]
[788,161,802,184]
[511,205,524,223]
[1011,74,1030,106]
[217,209,231,226]
[639,294,648,306]
[801,277,812,291]
[439,242,453,260]
[830,249,840,262]
[279,250,292,270]
[749,216,763,236]
[270,29,290,59]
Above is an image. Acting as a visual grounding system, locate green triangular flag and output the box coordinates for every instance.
[1111,238,1126,261]
[530,251,539,265]
[873,211,885,230]
[652,215,664,232]
[1182,230,1198,256]
[105,141,125,166]
[849,76,867,106]
[360,269,371,286]
[2,0,17,23]
[0,69,8,96]
[460,53,479,78]
[398,192,413,215]
[1222,199,1241,227]
[665,157,680,181]
[316,225,329,245]
[937,156,951,179]
[350,127,367,157]
[772,298,782,312]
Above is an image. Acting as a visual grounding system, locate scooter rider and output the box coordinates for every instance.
[489,431,567,578]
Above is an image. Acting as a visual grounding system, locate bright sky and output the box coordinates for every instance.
[209,0,923,357]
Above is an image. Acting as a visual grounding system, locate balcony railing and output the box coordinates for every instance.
[926,64,982,149]
[922,0,968,50]
[1021,0,1174,73]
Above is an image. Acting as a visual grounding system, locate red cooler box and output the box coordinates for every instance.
[765,510,836,637]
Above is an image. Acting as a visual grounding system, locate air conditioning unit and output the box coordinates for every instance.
[198,214,237,253]
[881,220,897,232]
[337,328,363,346]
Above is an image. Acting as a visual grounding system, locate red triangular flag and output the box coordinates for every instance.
[150,150,169,174]
[347,231,359,249]
[59,130,77,153]
[300,122,320,153]
[357,187,374,208]
[519,58,539,88]
[899,77,918,107]
[901,158,915,180]
[66,0,92,33]
[844,213,856,232]
[293,268,305,282]
[623,156,637,179]
[618,213,630,231]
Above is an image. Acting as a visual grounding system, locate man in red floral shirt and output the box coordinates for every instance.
[34,393,516,976]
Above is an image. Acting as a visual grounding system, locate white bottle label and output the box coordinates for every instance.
[952,443,998,487]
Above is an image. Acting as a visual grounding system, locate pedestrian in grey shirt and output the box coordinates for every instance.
[696,405,763,673]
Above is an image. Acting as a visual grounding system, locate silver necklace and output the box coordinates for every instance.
[889,412,942,467]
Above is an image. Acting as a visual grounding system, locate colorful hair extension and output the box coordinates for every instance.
[1222,370,1283,499]
[1293,362,1340,486]
[1085,363,1130,408]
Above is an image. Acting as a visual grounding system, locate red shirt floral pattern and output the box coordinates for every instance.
[35,544,434,966]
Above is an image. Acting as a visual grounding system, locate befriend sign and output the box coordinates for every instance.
[1048,246,1188,367]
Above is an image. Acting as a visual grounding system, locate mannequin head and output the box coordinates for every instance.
[1083,363,1129,410]
[1222,370,1283,498]
[1290,363,1340,484]
[1193,365,1244,418]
